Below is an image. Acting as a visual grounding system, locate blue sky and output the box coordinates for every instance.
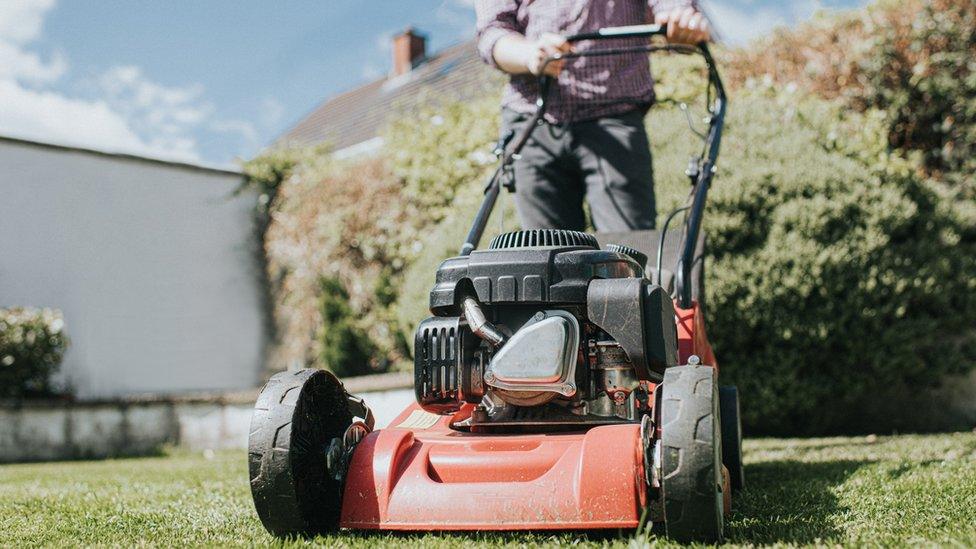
[0,0,865,167]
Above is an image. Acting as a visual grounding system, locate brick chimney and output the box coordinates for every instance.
[391,28,426,76]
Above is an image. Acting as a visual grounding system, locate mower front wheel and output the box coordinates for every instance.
[248,368,354,538]
[660,364,724,543]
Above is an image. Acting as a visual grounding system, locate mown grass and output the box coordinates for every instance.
[1,432,974,547]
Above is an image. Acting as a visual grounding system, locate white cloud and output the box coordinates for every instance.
[0,0,55,44]
[98,65,212,138]
[0,0,216,162]
[0,40,66,84]
[0,0,65,84]
[0,79,177,157]
[374,31,393,53]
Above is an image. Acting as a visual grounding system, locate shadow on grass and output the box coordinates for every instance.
[727,458,870,545]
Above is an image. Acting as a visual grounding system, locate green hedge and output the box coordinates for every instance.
[725,0,975,199]
[0,308,69,399]
[252,1,975,435]
[394,84,976,435]
[701,91,975,435]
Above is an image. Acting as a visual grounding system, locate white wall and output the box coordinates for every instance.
[0,138,268,398]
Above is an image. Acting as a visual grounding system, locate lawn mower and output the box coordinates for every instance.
[248,25,743,543]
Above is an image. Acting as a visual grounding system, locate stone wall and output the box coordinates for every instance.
[2,369,973,463]
[0,382,415,463]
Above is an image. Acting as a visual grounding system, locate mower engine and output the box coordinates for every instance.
[414,229,678,429]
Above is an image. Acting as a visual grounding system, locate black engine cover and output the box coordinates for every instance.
[418,229,677,411]
[429,247,642,314]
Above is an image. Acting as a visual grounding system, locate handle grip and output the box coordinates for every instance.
[565,23,666,42]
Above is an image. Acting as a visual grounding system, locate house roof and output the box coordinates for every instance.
[277,39,499,152]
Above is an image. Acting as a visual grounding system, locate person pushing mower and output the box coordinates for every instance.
[475,0,711,231]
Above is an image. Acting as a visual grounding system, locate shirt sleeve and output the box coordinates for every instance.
[475,0,522,68]
[647,0,699,19]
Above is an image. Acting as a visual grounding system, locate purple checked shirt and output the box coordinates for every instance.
[476,0,697,123]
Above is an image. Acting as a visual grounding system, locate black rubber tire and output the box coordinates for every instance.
[661,365,724,543]
[248,368,353,538]
[719,385,745,492]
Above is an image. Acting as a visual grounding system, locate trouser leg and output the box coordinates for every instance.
[575,110,656,231]
[501,109,586,231]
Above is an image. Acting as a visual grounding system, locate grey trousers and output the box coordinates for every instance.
[501,108,656,232]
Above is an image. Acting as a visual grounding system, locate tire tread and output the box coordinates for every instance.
[661,364,724,543]
[247,369,353,538]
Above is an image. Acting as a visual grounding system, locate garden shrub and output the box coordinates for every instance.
[253,0,976,435]
[724,0,975,197]
[0,308,69,399]
[240,144,331,215]
[261,157,412,373]
[384,96,502,224]
[316,277,374,377]
[396,82,976,435]
[696,87,976,435]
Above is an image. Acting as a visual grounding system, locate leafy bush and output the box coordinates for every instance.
[725,0,975,197]
[698,88,976,435]
[0,308,69,399]
[316,277,375,377]
[384,96,502,224]
[240,144,331,215]
[396,79,976,435]
[254,0,976,435]
[260,156,413,373]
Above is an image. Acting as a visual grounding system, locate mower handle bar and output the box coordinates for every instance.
[564,23,666,42]
[460,25,725,309]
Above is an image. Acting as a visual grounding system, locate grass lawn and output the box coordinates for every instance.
[1,432,974,547]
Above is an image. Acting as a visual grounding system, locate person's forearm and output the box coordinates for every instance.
[491,34,535,75]
[491,33,571,77]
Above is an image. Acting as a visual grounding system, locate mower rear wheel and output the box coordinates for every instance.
[248,368,353,538]
[720,385,745,491]
[660,364,724,543]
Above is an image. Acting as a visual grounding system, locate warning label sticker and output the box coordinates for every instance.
[395,410,441,430]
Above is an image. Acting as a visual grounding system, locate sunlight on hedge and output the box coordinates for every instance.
[246,0,975,434]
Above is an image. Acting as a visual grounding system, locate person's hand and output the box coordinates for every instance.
[525,33,573,77]
[655,7,710,45]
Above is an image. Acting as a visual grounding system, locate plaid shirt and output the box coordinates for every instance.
[476,0,697,123]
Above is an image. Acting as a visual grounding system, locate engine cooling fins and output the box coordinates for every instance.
[606,243,649,269]
[488,229,598,250]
